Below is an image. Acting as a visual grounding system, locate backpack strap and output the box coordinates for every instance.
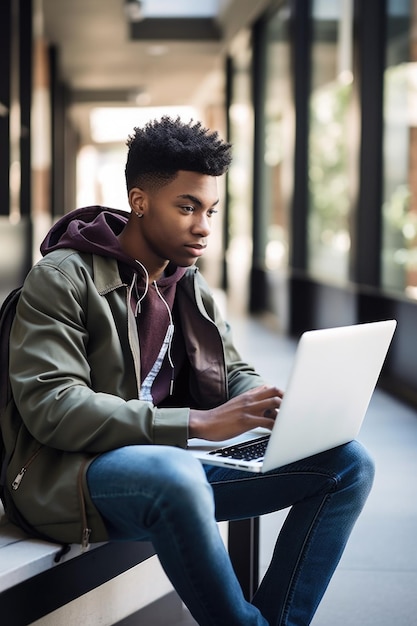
[0,287,22,491]
[0,287,22,410]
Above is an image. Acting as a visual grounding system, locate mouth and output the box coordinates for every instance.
[184,243,207,256]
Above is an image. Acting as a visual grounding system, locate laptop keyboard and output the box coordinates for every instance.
[208,435,270,462]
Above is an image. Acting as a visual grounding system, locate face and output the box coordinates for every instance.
[127,170,220,277]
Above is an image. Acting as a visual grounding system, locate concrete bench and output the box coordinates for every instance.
[0,501,259,625]
[0,502,169,625]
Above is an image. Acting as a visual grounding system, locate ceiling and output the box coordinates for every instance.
[41,0,271,144]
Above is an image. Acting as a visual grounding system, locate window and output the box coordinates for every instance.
[226,31,254,313]
[262,4,293,273]
[307,0,355,282]
[381,0,417,299]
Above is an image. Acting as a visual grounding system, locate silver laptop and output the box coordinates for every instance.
[188,320,397,473]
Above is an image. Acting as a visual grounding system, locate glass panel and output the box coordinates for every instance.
[227,31,254,314]
[308,0,355,282]
[381,0,417,298]
[262,4,293,273]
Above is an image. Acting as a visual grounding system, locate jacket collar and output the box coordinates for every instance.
[92,255,125,295]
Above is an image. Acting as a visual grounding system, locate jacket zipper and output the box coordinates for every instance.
[12,450,92,551]
[77,459,91,551]
[11,447,43,490]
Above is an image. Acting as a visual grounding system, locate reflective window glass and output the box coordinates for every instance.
[381,0,417,299]
[262,5,293,273]
[227,31,254,313]
[308,0,355,282]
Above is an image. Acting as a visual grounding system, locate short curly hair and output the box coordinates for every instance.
[125,116,232,191]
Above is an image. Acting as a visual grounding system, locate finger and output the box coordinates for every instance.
[257,416,276,430]
[241,388,283,418]
[251,385,284,400]
[260,395,282,419]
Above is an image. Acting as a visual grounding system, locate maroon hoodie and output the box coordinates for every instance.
[40,205,188,405]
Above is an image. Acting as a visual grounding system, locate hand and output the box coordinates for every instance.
[188,385,284,441]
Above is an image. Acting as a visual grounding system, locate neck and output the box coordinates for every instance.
[118,231,167,282]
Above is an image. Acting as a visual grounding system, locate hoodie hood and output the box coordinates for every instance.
[40,205,131,264]
[39,205,188,286]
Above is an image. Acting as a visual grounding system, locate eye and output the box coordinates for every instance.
[207,208,218,217]
[181,205,195,213]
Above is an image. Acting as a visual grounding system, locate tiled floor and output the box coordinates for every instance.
[126,312,417,625]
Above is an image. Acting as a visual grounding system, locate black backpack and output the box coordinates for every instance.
[0,286,23,510]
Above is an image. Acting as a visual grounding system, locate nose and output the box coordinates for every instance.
[192,212,211,237]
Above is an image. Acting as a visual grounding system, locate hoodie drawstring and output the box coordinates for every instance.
[133,261,175,399]
[134,260,150,316]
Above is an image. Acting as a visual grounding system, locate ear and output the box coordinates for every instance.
[128,187,148,215]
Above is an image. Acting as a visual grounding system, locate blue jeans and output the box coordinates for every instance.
[86,441,374,626]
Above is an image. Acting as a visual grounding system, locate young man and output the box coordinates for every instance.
[4,117,374,625]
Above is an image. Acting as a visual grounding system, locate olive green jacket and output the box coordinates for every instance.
[3,250,264,546]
